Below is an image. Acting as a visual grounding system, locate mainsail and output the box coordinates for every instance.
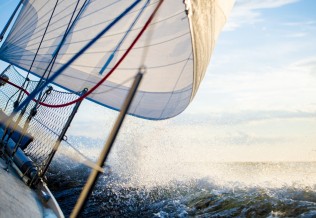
[0,0,234,120]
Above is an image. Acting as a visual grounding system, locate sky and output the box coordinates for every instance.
[0,0,315,163]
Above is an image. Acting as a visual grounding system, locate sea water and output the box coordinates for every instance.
[47,136,316,217]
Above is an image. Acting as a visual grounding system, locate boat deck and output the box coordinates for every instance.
[0,158,42,218]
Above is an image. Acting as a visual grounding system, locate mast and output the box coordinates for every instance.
[0,0,24,42]
[71,72,143,218]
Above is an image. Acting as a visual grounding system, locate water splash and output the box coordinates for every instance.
[48,117,316,217]
[49,138,316,217]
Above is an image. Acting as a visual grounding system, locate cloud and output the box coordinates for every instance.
[282,21,316,38]
[225,0,300,31]
[285,32,307,38]
[291,56,316,75]
[215,131,287,146]
[172,110,316,126]
[283,21,316,27]
[190,52,316,115]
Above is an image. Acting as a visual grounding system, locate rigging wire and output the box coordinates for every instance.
[9,0,157,49]
[40,0,89,81]
[26,0,60,78]
[14,0,153,111]
[14,0,60,107]
[6,0,67,46]
[31,0,86,111]
[6,31,189,57]
[7,0,123,48]
[62,140,105,173]
[0,0,24,42]
[6,0,61,145]
[1,0,163,109]
[6,6,181,55]
[0,85,102,174]
[0,0,165,176]
[99,0,150,75]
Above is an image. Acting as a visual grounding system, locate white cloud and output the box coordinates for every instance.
[285,32,307,38]
[290,56,316,75]
[190,59,316,113]
[234,0,300,9]
[225,0,300,31]
[174,110,316,126]
[283,21,316,27]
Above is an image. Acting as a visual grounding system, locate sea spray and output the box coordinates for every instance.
[47,120,316,217]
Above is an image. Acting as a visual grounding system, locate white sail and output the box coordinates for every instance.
[0,0,234,120]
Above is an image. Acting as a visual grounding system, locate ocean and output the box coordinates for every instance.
[47,158,316,217]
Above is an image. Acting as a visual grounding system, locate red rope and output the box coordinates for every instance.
[0,78,33,100]
[0,0,164,108]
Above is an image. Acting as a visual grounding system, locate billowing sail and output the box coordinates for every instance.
[0,0,234,120]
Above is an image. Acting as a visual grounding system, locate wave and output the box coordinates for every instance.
[47,155,316,217]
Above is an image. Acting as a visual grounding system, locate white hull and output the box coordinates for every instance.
[0,157,64,218]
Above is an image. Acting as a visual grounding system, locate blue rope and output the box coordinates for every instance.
[99,0,150,75]
[7,0,122,50]
[16,0,59,106]
[34,0,88,108]
[44,0,90,79]
[7,0,67,46]
[15,0,142,112]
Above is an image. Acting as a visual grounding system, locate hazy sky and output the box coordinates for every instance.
[183,0,316,162]
[0,0,315,163]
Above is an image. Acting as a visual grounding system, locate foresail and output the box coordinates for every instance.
[0,0,234,120]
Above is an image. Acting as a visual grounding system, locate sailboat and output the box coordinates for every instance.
[0,0,234,217]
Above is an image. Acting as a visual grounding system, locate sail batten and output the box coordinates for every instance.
[0,0,234,120]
